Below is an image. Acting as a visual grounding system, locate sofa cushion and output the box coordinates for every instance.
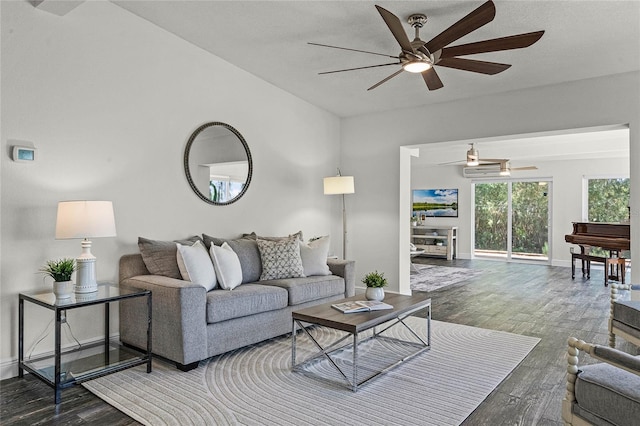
[575,362,640,426]
[260,275,345,305]
[257,237,305,280]
[202,234,262,283]
[205,284,288,324]
[210,243,243,290]
[299,236,331,277]
[613,300,640,328]
[138,236,202,279]
[176,240,217,291]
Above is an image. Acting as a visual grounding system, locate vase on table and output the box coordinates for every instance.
[365,287,385,301]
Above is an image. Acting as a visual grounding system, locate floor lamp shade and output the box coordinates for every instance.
[323,176,355,195]
[55,201,117,293]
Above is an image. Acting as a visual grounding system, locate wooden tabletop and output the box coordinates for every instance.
[292,292,431,334]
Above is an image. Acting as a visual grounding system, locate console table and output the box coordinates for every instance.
[411,225,457,260]
[19,283,152,404]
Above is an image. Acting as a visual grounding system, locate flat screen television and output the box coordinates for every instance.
[412,188,458,218]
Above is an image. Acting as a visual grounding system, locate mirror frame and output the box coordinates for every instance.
[183,121,253,206]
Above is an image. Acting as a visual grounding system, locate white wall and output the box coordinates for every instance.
[0,1,342,378]
[411,157,629,263]
[342,72,640,293]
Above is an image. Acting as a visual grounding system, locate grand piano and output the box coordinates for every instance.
[565,222,630,286]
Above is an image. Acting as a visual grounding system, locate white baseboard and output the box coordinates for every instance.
[1,359,18,381]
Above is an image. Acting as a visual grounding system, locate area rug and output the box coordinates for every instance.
[83,318,539,426]
[411,264,482,292]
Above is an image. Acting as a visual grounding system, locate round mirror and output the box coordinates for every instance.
[184,122,253,205]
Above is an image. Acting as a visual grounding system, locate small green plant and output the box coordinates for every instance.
[362,271,387,288]
[38,258,76,282]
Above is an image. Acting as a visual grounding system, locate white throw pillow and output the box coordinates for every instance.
[176,240,217,291]
[210,242,243,290]
[299,236,331,276]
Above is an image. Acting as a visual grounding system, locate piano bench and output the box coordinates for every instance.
[570,250,626,286]
[606,257,626,287]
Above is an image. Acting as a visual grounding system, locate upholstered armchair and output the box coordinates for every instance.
[563,337,640,425]
[609,283,640,348]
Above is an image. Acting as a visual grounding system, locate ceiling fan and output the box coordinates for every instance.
[309,1,544,91]
[446,143,538,175]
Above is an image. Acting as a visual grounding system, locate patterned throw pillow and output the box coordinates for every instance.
[257,236,305,280]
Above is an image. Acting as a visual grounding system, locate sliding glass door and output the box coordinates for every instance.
[474,179,551,262]
[474,182,508,257]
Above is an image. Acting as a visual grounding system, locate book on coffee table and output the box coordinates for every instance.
[331,300,393,313]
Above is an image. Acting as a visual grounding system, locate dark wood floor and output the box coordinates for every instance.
[1,258,636,425]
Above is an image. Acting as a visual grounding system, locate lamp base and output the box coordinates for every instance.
[75,257,98,293]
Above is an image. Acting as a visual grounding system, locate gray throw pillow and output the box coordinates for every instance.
[202,234,262,283]
[257,236,305,281]
[243,231,304,242]
[138,236,202,279]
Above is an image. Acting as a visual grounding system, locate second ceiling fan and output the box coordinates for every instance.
[310,1,544,91]
[451,143,537,176]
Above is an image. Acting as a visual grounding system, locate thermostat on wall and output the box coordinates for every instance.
[12,146,36,162]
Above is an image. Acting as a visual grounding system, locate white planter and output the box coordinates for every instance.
[365,287,385,301]
[53,281,73,299]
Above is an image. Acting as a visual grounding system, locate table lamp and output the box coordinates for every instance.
[323,170,355,259]
[55,201,117,293]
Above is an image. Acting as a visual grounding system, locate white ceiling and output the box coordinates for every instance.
[112,0,640,118]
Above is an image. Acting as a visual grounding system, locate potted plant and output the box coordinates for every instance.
[39,258,76,299]
[362,270,387,301]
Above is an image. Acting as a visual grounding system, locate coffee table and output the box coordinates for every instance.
[291,292,431,391]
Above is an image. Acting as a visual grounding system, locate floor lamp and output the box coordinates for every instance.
[323,171,355,259]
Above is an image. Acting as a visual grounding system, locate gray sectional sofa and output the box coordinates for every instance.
[118,235,355,371]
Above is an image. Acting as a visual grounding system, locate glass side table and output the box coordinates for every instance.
[19,283,152,404]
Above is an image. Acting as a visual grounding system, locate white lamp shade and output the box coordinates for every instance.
[55,201,117,239]
[323,176,355,195]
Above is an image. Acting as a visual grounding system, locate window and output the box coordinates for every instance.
[586,177,630,223]
[584,177,630,257]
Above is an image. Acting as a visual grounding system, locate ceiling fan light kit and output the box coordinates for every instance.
[499,161,511,176]
[309,1,544,91]
[403,61,431,73]
[466,143,480,166]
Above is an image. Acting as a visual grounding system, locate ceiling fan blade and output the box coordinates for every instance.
[422,67,444,90]
[436,57,511,75]
[318,62,401,75]
[425,0,496,53]
[440,31,545,58]
[308,42,399,59]
[367,69,404,91]
[438,160,467,166]
[375,5,415,53]
[479,158,507,163]
[511,166,538,171]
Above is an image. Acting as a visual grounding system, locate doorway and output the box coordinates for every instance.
[473,179,552,263]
